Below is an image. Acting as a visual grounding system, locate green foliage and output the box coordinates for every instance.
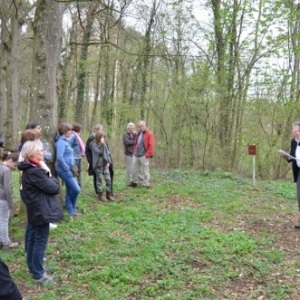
[4,168,300,299]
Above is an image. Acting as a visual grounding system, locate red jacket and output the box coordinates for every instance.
[133,129,155,158]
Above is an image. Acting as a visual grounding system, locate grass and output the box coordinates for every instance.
[3,166,300,299]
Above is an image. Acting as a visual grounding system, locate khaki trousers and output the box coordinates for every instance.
[132,155,149,186]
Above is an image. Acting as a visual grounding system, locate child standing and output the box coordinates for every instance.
[0,152,19,250]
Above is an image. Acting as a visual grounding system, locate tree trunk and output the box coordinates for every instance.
[0,0,23,150]
[75,3,99,125]
[30,0,64,158]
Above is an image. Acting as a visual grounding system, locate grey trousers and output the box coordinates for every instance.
[125,155,143,182]
[125,155,133,181]
[0,200,10,243]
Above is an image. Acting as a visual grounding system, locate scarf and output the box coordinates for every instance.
[73,131,86,156]
[27,158,52,177]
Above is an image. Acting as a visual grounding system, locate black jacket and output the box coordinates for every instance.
[85,135,95,176]
[289,139,299,182]
[0,259,22,300]
[18,161,64,226]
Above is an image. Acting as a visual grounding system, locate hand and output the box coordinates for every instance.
[71,166,79,177]
[281,155,289,160]
[105,163,110,169]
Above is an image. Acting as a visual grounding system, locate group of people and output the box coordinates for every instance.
[122,120,155,189]
[0,119,155,293]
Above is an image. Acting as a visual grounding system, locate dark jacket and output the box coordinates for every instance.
[86,135,114,174]
[289,139,299,182]
[0,259,22,300]
[18,160,64,226]
[85,135,95,175]
[90,141,112,169]
[123,131,136,156]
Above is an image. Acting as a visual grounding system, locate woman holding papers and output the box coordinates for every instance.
[280,121,300,229]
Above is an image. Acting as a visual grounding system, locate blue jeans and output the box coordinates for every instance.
[57,169,80,214]
[27,223,49,279]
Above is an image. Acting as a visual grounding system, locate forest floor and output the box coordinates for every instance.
[3,167,300,300]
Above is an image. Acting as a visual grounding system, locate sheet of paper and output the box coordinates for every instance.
[278,149,296,160]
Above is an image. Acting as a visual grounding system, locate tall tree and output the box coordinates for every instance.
[0,0,24,150]
[29,0,64,166]
[75,2,99,125]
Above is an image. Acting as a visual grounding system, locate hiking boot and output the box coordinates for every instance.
[34,273,58,284]
[98,191,107,202]
[128,182,137,187]
[106,191,115,201]
[3,241,19,250]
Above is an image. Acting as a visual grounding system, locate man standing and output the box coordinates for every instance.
[280,121,300,229]
[128,120,155,189]
[123,122,137,182]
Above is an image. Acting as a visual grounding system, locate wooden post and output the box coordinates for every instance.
[248,145,256,188]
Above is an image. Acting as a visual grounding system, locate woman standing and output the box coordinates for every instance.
[55,123,81,217]
[90,131,114,201]
[0,152,19,250]
[85,124,104,194]
[23,122,52,162]
[19,129,54,252]
[18,140,63,284]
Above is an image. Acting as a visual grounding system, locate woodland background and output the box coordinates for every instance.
[0,0,300,180]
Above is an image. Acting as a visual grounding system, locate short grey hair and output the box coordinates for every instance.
[94,124,104,131]
[21,140,43,159]
[127,122,135,129]
[292,121,300,130]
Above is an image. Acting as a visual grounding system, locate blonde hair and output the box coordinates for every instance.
[20,129,40,145]
[21,140,43,159]
[94,124,104,132]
